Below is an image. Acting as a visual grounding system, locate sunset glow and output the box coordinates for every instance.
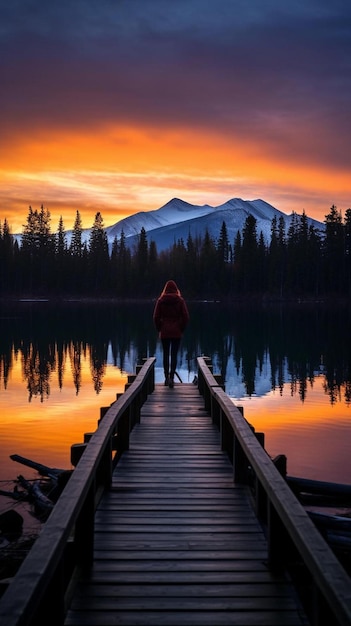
[237,379,351,483]
[1,1,350,233]
[0,348,128,485]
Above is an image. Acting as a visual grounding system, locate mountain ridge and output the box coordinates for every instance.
[103,197,324,252]
[13,197,325,252]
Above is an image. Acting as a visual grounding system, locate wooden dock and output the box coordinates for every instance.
[64,382,307,626]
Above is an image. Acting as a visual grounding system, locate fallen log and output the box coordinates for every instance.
[10,455,65,481]
[16,476,53,515]
[286,475,351,506]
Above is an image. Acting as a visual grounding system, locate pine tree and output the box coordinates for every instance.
[70,210,83,257]
[148,239,159,292]
[55,216,68,293]
[134,227,149,293]
[56,216,67,257]
[233,230,242,293]
[216,221,231,292]
[323,205,344,293]
[88,212,110,293]
[120,230,132,296]
[307,224,322,296]
[286,212,300,293]
[241,214,258,292]
[20,205,54,294]
[185,232,198,295]
[199,229,217,295]
[69,210,84,294]
[0,218,14,294]
[344,208,351,296]
[217,221,230,264]
[257,231,267,293]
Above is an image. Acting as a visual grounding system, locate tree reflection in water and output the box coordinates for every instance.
[0,300,350,405]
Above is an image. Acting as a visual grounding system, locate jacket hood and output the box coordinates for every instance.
[162,280,180,295]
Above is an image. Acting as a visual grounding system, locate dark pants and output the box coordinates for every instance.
[161,338,180,378]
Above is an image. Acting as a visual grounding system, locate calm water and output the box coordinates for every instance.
[1,299,351,531]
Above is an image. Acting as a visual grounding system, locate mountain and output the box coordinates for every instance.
[14,197,325,251]
[104,197,324,252]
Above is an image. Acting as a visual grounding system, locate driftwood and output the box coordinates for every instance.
[9,455,72,503]
[16,476,53,516]
[10,455,65,481]
[286,475,351,506]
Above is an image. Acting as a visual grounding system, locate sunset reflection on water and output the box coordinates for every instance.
[0,347,128,495]
[1,300,351,529]
[236,377,351,484]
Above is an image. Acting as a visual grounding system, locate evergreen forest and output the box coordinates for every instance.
[1,204,351,299]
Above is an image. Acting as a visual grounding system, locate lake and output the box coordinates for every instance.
[1,299,351,532]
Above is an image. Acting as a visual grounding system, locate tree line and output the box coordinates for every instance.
[0,204,351,298]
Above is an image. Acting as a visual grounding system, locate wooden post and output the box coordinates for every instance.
[273,454,287,477]
[233,436,248,484]
[255,432,265,448]
[70,443,86,467]
[267,500,289,572]
[98,406,109,426]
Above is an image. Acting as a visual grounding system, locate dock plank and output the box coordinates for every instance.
[64,383,307,626]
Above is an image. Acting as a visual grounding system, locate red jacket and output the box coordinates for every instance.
[153,292,189,339]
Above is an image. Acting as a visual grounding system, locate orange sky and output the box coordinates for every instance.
[1,122,349,234]
[1,1,350,233]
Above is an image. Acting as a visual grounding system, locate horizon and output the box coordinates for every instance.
[3,196,327,238]
[1,1,350,232]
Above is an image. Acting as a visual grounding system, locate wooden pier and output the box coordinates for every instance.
[1,357,351,626]
[65,382,305,626]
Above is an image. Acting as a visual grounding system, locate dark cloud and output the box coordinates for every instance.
[1,0,351,168]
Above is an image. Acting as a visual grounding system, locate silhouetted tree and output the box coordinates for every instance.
[0,218,14,294]
[199,229,217,294]
[55,216,68,292]
[20,205,55,294]
[323,205,344,293]
[241,214,258,292]
[69,210,84,294]
[88,212,110,293]
[344,208,351,296]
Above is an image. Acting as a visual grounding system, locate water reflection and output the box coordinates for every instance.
[0,301,351,405]
[188,302,351,405]
[1,299,351,501]
[0,302,156,401]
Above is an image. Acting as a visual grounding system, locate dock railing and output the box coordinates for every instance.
[0,357,156,626]
[197,355,351,626]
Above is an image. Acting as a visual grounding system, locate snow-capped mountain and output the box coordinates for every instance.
[104,197,324,252]
[14,197,324,251]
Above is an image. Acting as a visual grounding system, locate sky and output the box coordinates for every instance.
[1,0,350,233]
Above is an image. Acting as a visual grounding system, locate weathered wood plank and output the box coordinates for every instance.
[91,560,270,573]
[69,596,301,610]
[71,581,295,598]
[64,383,307,626]
[65,609,305,625]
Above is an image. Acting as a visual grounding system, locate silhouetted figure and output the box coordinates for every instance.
[153,280,189,388]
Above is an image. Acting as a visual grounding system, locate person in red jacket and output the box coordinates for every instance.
[153,280,189,388]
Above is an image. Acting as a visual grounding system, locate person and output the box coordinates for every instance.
[153,280,189,388]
